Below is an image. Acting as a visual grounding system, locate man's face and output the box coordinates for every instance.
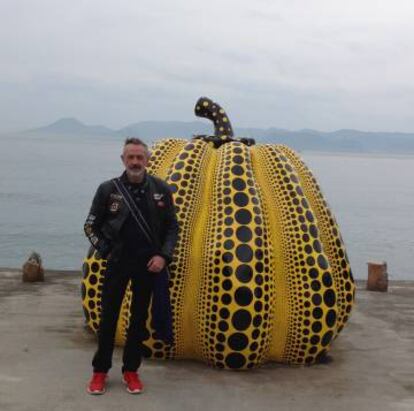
[121,143,149,180]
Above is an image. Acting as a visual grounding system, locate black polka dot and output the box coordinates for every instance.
[326,309,337,327]
[254,301,262,312]
[234,192,249,207]
[219,308,230,319]
[317,255,329,270]
[304,244,313,254]
[222,279,232,291]
[236,226,253,242]
[309,268,319,279]
[224,206,233,215]
[306,256,315,266]
[170,172,181,182]
[322,272,333,287]
[324,290,336,307]
[312,308,323,319]
[232,178,246,191]
[225,353,246,369]
[215,343,225,352]
[310,335,320,345]
[254,287,263,298]
[221,294,232,305]
[305,211,314,222]
[309,225,318,238]
[89,274,98,285]
[228,333,249,351]
[255,262,264,273]
[231,165,244,176]
[235,209,252,225]
[233,155,244,164]
[305,356,314,364]
[219,321,229,332]
[222,252,233,263]
[82,263,89,277]
[313,240,322,253]
[232,310,252,330]
[311,280,321,291]
[236,245,253,262]
[217,334,226,343]
[91,262,100,273]
[81,283,86,299]
[224,217,234,226]
[235,287,253,306]
[236,264,253,283]
[312,294,322,305]
[312,321,322,333]
[224,227,234,237]
[321,331,334,347]
[252,314,261,327]
[309,346,318,355]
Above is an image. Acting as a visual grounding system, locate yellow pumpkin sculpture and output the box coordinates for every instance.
[82,97,355,370]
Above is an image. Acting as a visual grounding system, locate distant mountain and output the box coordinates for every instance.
[25,118,414,154]
[28,117,114,136]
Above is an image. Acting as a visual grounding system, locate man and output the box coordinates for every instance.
[84,137,179,395]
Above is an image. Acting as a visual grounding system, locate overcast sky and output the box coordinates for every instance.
[1,0,414,133]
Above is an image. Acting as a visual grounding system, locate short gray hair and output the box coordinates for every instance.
[124,137,151,157]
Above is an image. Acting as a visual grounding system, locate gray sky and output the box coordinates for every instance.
[1,0,414,132]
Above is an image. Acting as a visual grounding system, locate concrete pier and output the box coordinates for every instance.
[0,268,413,411]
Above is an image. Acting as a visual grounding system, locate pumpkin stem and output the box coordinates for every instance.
[194,97,234,138]
[193,97,255,148]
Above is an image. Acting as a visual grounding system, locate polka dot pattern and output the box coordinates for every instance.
[276,145,355,336]
[195,97,234,144]
[252,145,340,364]
[81,136,355,370]
[198,142,275,369]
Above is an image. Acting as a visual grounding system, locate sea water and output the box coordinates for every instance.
[0,133,413,280]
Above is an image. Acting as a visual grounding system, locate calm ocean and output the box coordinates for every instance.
[1,133,413,280]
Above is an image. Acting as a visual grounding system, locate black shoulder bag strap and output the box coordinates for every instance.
[112,178,155,245]
[113,178,174,345]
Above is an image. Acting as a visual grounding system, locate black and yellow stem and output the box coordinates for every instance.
[194,97,255,148]
[194,97,234,138]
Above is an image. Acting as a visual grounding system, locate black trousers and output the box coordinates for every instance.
[92,257,154,373]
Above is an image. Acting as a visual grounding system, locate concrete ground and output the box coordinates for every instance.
[0,268,413,411]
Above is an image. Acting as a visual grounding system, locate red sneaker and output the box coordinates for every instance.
[122,371,143,394]
[87,372,107,395]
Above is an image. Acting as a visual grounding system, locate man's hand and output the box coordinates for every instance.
[147,255,166,273]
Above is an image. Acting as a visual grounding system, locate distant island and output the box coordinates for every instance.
[23,117,414,154]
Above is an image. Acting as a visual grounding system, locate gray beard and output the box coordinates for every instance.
[126,168,145,181]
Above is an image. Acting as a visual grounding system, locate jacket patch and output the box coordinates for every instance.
[153,193,164,201]
[110,193,123,200]
[109,201,121,213]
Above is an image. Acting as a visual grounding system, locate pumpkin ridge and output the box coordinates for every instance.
[147,138,187,179]
[165,139,215,359]
[250,145,289,361]
[255,144,337,364]
[276,145,355,337]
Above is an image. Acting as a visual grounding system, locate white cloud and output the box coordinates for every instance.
[1,0,414,131]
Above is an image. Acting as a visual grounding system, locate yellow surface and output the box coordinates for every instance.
[81,138,355,370]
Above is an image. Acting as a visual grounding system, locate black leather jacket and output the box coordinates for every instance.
[84,172,179,263]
